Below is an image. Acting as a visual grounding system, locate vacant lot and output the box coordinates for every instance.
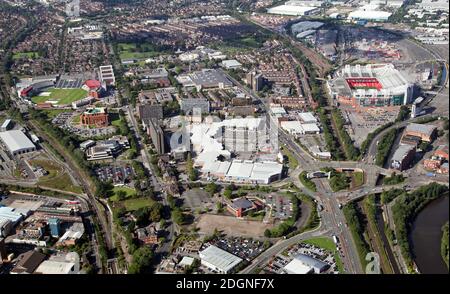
[32,88,87,105]
[196,214,273,238]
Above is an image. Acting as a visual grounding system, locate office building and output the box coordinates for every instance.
[145,119,165,154]
[99,65,116,86]
[391,144,416,171]
[48,218,61,237]
[80,107,109,127]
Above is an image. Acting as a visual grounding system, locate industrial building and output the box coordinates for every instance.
[283,254,330,274]
[221,60,242,70]
[10,250,46,274]
[391,144,416,171]
[0,130,37,156]
[199,245,243,274]
[328,64,413,107]
[35,259,77,274]
[348,10,392,22]
[0,119,13,132]
[57,222,85,247]
[201,160,283,184]
[404,123,437,142]
[268,2,319,16]
[280,121,320,135]
[180,69,233,90]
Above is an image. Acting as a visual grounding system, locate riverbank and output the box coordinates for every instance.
[442,222,449,269]
[391,183,449,273]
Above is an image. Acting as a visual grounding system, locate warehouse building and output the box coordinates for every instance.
[404,123,437,142]
[189,69,233,90]
[202,160,283,184]
[268,3,319,16]
[283,254,330,274]
[391,144,416,171]
[348,10,392,22]
[199,245,242,274]
[0,130,36,156]
[328,64,413,107]
[280,121,320,135]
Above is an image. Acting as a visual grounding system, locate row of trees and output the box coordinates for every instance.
[375,128,398,167]
[331,109,360,161]
[318,110,345,160]
[343,202,371,268]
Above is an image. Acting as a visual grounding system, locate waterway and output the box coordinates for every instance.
[410,195,449,274]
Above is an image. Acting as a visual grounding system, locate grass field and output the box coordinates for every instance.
[352,172,365,188]
[123,197,154,211]
[13,52,40,60]
[118,42,162,61]
[303,237,345,273]
[31,159,83,194]
[31,88,88,105]
[110,186,137,202]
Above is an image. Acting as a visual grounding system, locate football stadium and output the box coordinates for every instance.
[327,64,413,107]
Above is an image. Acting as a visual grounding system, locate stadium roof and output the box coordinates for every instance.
[199,245,242,273]
[0,130,36,154]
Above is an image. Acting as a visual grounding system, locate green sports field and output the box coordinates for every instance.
[31,88,88,105]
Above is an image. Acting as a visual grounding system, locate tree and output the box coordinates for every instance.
[116,190,127,201]
[172,208,184,225]
[128,247,154,274]
[205,182,219,196]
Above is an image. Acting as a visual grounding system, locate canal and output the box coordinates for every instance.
[411,195,449,274]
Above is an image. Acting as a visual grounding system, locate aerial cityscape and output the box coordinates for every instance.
[0,0,448,277]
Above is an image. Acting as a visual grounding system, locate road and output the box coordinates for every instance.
[125,105,176,254]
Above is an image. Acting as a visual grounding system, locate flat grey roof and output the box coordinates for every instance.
[0,130,36,153]
[406,123,436,136]
[199,245,242,272]
[392,144,415,162]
